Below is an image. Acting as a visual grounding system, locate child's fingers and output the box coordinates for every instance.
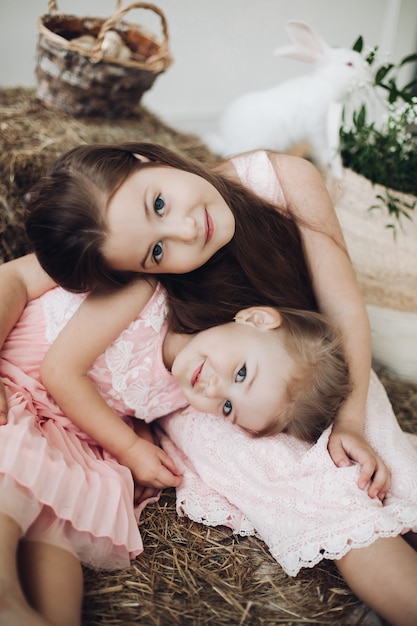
[356,459,376,490]
[134,456,183,489]
[357,458,391,499]
[153,458,183,488]
[159,448,182,477]
[141,470,182,490]
[327,435,353,469]
[368,464,391,501]
[158,466,183,488]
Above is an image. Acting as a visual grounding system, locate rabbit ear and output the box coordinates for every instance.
[274,21,330,63]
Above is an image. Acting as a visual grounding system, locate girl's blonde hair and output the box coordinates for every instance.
[252,308,351,443]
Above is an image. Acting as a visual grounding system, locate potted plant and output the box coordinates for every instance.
[334,39,417,382]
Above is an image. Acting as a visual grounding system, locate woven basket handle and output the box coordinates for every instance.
[93,2,170,64]
[47,1,123,13]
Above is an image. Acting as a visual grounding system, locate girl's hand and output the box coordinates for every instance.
[328,423,391,501]
[0,380,8,424]
[119,436,183,489]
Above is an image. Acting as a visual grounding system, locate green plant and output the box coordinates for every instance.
[340,37,417,226]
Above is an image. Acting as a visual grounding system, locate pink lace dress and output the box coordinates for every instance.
[0,283,187,570]
[158,151,417,576]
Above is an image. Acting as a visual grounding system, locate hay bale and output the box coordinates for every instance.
[0,87,216,263]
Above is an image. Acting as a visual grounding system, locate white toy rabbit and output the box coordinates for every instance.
[206,21,372,179]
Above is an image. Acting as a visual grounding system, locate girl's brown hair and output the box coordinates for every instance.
[26,143,317,332]
[252,308,352,443]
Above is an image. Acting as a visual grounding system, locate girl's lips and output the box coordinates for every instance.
[191,361,204,387]
[205,209,214,244]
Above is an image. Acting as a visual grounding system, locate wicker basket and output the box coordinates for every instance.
[36,0,173,117]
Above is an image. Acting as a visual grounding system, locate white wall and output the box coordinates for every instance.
[1,0,416,135]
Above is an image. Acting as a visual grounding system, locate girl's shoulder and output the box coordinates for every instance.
[265,153,335,222]
[218,150,287,207]
[214,149,270,179]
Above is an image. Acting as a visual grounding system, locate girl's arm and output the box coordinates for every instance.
[269,153,390,500]
[0,254,56,420]
[40,279,182,489]
[0,253,55,344]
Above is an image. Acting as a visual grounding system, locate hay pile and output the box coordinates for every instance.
[1,87,417,625]
[82,492,373,626]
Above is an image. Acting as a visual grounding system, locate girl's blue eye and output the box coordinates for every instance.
[236,365,246,383]
[223,400,232,417]
[152,242,163,263]
[154,195,165,215]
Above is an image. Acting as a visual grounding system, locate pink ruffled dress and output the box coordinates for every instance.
[0,283,187,570]
[157,151,417,576]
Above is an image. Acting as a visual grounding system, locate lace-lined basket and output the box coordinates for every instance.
[36,0,173,117]
[334,168,417,383]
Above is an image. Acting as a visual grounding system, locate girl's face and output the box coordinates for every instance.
[171,308,297,434]
[103,165,235,274]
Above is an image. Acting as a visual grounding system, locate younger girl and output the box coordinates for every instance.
[0,273,348,626]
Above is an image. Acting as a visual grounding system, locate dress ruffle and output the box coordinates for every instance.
[0,375,158,569]
[158,372,417,576]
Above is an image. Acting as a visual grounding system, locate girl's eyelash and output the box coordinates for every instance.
[154,195,165,214]
[152,242,163,263]
[236,364,246,383]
